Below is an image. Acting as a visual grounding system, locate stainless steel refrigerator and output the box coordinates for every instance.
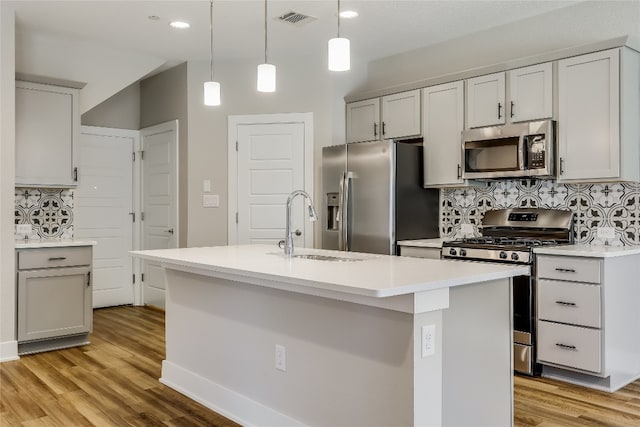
[322,139,439,255]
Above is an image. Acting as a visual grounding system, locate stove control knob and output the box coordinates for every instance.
[460,249,467,257]
[449,248,457,256]
[499,251,508,259]
[511,253,519,261]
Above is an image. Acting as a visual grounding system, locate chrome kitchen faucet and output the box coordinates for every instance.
[281,190,318,257]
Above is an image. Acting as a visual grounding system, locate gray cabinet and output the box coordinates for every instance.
[15,81,79,187]
[17,246,92,354]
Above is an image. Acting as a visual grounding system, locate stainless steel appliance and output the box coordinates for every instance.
[462,119,555,179]
[322,139,439,255]
[442,208,574,376]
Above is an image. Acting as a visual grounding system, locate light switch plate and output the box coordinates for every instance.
[597,226,615,239]
[203,194,219,208]
[203,179,211,193]
[16,224,32,234]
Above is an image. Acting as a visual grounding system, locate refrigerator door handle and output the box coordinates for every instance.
[342,171,353,251]
[337,172,345,251]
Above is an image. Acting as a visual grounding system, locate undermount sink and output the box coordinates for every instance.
[291,254,364,262]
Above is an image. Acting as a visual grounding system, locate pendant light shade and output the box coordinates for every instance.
[257,63,276,92]
[257,0,276,92]
[204,81,221,106]
[204,0,221,106]
[328,0,350,72]
[328,37,350,71]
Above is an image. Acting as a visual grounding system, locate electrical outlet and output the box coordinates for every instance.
[461,223,474,234]
[16,224,31,234]
[597,226,615,239]
[275,344,287,371]
[421,325,436,358]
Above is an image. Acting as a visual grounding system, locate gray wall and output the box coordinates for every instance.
[140,62,189,248]
[81,81,140,130]
[361,1,640,94]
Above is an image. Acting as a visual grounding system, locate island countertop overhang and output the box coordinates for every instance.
[130,244,529,299]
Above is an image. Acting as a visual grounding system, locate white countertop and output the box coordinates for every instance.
[397,238,450,249]
[131,244,529,298]
[15,239,97,249]
[534,244,640,258]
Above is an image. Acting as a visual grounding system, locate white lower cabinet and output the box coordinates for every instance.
[16,246,93,354]
[535,252,640,391]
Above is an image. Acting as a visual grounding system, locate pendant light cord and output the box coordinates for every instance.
[264,0,268,64]
[209,0,214,81]
[337,0,341,37]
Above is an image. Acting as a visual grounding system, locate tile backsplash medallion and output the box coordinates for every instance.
[15,188,74,239]
[441,180,640,246]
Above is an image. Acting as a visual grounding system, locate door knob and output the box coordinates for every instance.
[167,228,174,234]
[294,229,302,236]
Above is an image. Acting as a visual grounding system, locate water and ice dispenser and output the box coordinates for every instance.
[326,193,339,231]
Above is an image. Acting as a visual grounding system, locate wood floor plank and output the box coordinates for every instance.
[3,305,640,426]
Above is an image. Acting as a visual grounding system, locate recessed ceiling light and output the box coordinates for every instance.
[339,10,358,19]
[169,21,191,29]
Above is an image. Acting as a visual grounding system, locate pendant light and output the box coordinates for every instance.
[257,0,276,92]
[328,0,350,71]
[204,0,221,106]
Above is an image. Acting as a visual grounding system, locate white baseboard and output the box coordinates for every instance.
[160,360,306,427]
[0,340,19,362]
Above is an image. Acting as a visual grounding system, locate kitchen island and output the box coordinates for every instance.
[131,245,529,427]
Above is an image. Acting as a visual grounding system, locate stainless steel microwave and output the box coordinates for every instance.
[462,120,555,179]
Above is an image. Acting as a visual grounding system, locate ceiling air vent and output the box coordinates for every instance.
[277,11,317,26]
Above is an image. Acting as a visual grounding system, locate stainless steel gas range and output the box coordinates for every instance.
[442,208,574,376]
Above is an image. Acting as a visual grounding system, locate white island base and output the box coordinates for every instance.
[133,245,527,427]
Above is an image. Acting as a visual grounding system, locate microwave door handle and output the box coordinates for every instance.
[519,135,526,170]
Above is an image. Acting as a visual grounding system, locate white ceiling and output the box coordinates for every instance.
[12,0,581,69]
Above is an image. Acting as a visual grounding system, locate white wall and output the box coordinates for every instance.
[362,0,640,94]
[186,57,366,248]
[16,30,166,114]
[0,2,17,361]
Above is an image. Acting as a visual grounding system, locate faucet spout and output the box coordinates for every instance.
[284,190,318,257]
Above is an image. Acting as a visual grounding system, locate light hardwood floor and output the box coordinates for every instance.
[2,306,640,426]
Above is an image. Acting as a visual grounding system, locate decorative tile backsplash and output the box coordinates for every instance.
[15,189,74,239]
[441,180,640,246]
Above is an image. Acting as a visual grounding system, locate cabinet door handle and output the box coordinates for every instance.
[555,300,577,307]
[457,164,462,179]
[498,102,502,119]
[559,158,565,175]
[381,121,386,136]
[555,343,577,351]
[555,267,576,273]
[373,122,378,137]
[87,271,91,287]
[48,257,67,261]
[74,167,78,182]
[510,101,515,118]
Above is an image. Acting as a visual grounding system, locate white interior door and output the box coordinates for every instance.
[141,120,178,309]
[75,126,136,308]
[229,114,314,248]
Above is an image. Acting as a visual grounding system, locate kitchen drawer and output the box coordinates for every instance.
[18,246,92,270]
[537,255,601,284]
[399,246,441,259]
[537,320,601,373]
[538,279,601,328]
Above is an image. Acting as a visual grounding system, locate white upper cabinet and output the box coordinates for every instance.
[422,81,465,187]
[346,98,380,143]
[380,89,421,139]
[557,48,639,182]
[346,89,421,143]
[15,81,79,187]
[508,62,553,122]
[466,72,506,128]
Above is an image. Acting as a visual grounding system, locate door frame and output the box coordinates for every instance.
[227,113,314,245]
[80,125,142,306]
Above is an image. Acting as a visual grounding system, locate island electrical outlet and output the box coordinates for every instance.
[421,325,436,358]
[275,344,287,371]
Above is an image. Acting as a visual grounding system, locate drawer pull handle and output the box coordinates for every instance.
[555,268,576,273]
[48,257,67,261]
[555,300,577,307]
[555,343,577,351]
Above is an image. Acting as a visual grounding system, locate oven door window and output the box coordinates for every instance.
[464,136,521,173]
